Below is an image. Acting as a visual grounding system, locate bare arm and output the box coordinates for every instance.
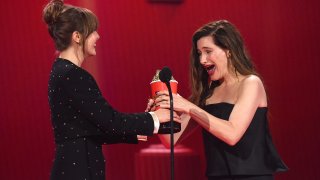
[156,75,267,146]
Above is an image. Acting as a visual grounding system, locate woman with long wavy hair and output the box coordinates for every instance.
[155,20,288,180]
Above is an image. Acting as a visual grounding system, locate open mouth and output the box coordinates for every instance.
[205,65,216,75]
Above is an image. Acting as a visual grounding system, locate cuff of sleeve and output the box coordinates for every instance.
[149,112,159,134]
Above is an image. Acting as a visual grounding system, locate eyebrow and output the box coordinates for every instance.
[198,46,212,50]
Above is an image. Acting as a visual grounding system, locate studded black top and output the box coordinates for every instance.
[48,58,154,180]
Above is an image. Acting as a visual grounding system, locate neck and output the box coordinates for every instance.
[220,71,244,86]
[59,46,85,67]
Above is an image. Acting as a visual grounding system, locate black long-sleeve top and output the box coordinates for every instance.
[48,58,154,180]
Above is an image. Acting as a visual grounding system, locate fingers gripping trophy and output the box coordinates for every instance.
[150,69,181,134]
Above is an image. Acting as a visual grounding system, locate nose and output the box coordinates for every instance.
[199,54,207,65]
[97,32,100,39]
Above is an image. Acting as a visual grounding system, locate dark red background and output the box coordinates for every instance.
[0,0,319,179]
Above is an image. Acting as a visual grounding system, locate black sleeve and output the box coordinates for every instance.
[102,134,139,144]
[62,68,154,137]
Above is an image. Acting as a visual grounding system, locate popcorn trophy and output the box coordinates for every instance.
[150,69,181,134]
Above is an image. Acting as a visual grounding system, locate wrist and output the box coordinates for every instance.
[184,103,195,115]
[148,112,160,134]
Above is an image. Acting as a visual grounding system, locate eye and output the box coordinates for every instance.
[205,50,212,54]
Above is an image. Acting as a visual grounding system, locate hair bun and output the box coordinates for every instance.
[43,0,65,25]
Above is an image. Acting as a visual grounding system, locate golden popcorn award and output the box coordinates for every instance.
[150,70,181,134]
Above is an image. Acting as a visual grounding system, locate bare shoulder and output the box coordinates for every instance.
[242,74,262,83]
[241,75,264,89]
[238,75,267,107]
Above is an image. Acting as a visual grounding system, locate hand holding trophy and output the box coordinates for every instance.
[150,69,181,134]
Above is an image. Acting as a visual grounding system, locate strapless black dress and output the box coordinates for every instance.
[202,103,288,179]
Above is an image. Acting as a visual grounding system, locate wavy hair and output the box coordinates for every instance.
[189,20,259,106]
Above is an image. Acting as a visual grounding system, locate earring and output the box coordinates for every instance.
[227,52,231,58]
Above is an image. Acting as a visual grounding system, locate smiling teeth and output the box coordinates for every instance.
[204,65,215,75]
[206,65,215,71]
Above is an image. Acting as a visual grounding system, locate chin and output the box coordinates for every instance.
[209,76,217,81]
[88,52,97,57]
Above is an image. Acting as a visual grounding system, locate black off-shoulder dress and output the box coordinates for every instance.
[202,103,288,180]
[48,58,155,180]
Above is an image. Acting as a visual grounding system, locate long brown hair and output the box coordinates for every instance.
[189,20,259,106]
[43,0,98,51]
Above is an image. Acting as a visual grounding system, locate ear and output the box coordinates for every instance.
[72,31,81,44]
[226,50,231,58]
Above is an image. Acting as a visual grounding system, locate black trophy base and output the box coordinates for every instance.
[157,122,181,134]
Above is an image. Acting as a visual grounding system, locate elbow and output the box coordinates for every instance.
[225,139,238,146]
[217,124,243,146]
[224,135,241,146]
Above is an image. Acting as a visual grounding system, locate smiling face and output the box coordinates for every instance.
[84,31,100,57]
[189,20,257,106]
[197,35,230,81]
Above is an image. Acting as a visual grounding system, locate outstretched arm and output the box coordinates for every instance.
[156,75,267,146]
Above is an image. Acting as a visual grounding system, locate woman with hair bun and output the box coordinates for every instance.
[43,0,180,179]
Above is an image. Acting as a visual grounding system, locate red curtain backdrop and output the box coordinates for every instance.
[0,0,319,179]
